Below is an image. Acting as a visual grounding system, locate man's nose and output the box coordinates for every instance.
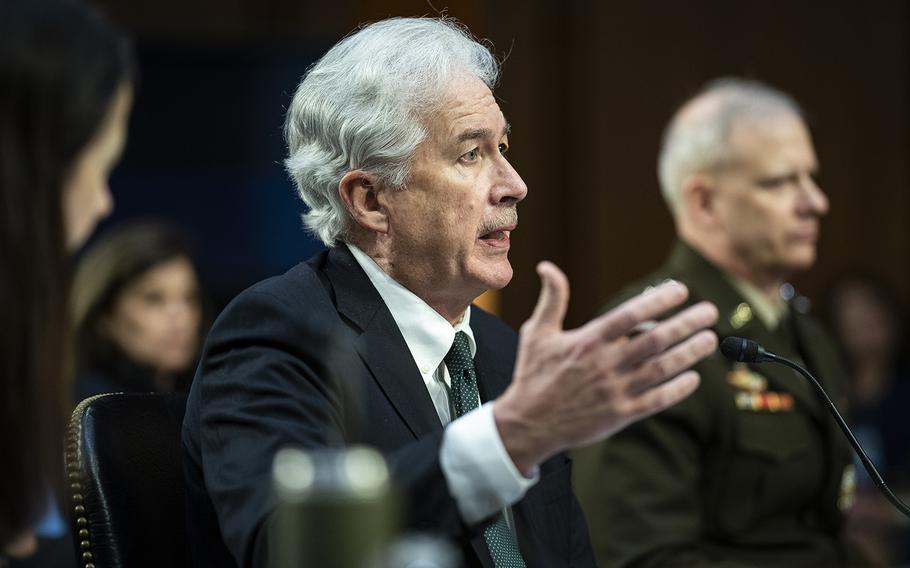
[490,156,528,205]
[799,174,829,216]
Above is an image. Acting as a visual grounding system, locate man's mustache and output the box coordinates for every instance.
[478,206,518,236]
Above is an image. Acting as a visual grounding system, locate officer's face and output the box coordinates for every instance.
[711,115,828,279]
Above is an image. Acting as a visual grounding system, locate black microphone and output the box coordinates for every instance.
[721,336,910,519]
[719,336,771,363]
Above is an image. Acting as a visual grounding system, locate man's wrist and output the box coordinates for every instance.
[440,403,539,524]
[492,394,555,476]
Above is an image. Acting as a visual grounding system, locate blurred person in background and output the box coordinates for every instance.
[72,222,205,402]
[826,273,910,565]
[0,0,133,564]
[573,78,861,567]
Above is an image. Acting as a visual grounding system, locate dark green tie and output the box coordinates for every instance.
[445,331,527,568]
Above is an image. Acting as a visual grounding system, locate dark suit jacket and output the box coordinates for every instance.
[573,241,854,568]
[182,245,595,567]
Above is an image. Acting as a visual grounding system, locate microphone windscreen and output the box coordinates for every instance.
[720,336,760,363]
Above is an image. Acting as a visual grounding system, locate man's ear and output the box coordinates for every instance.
[679,173,719,229]
[338,170,388,234]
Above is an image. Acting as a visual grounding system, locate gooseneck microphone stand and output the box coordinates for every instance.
[720,336,910,519]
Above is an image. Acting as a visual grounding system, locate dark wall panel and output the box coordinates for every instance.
[91,0,909,328]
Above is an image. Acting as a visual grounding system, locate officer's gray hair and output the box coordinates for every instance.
[284,17,499,246]
[657,78,803,214]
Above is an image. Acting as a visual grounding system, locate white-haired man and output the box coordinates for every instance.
[182,18,718,568]
[574,79,856,567]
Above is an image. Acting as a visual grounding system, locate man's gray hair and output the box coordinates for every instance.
[657,77,803,213]
[284,17,499,246]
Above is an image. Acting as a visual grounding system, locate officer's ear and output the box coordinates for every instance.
[679,173,720,229]
[338,171,388,234]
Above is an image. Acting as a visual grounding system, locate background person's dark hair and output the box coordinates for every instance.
[824,271,908,371]
[0,0,134,548]
[73,222,204,379]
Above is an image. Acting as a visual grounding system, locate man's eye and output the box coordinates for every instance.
[756,178,785,189]
[498,143,508,155]
[461,149,479,162]
[756,174,797,189]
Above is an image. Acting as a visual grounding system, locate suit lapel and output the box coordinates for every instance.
[471,308,514,404]
[322,246,442,439]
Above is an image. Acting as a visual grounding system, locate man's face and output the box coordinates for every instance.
[711,114,828,280]
[380,74,527,308]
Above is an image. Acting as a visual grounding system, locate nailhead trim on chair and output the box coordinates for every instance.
[65,393,120,568]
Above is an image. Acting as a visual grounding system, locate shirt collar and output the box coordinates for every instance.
[347,244,476,376]
[726,275,789,331]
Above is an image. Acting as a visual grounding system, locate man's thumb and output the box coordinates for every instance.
[527,261,569,331]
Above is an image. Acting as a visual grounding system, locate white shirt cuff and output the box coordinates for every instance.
[439,401,540,524]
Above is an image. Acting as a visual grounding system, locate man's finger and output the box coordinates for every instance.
[622,329,718,395]
[613,301,718,370]
[525,261,570,332]
[581,280,689,343]
[623,370,701,421]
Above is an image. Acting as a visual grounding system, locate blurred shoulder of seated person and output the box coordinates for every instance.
[72,222,205,402]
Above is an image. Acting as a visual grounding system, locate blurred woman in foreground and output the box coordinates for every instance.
[0,0,133,560]
[73,223,204,401]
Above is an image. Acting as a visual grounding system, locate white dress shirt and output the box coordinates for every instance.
[347,244,539,525]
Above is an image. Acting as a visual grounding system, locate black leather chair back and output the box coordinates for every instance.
[65,392,189,568]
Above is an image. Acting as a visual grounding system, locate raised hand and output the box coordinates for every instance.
[494,261,718,475]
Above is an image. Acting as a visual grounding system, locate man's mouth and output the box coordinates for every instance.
[480,230,509,241]
[792,226,819,242]
[478,225,515,246]
[478,207,518,246]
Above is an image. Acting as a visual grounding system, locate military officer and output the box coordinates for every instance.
[573,78,859,567]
